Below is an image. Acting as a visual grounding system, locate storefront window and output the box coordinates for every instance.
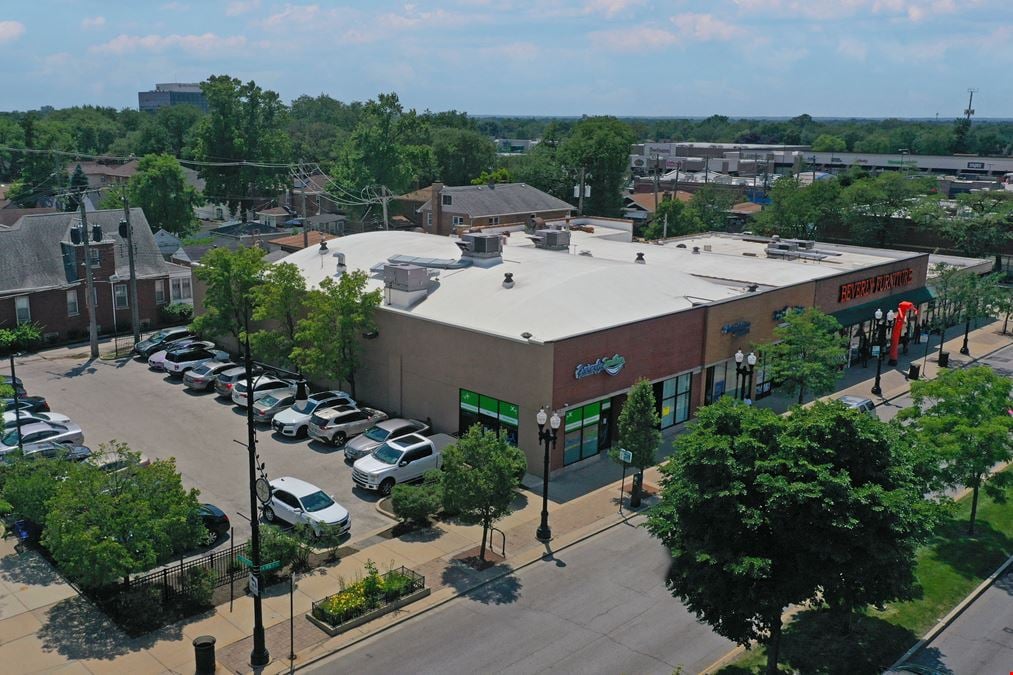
[563,402,604,466]
[459,389,518,444]
[656,372,692,429]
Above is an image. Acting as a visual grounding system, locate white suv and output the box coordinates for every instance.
[262,476,350,536]
[231,377,296,407]
[307,406,387,446]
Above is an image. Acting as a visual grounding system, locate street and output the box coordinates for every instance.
[11,345,395,546]
[306,520,734,675]
[904,566,1013,674]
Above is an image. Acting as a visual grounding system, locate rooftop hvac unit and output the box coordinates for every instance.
[534,228,571,250]
[797,240,816,249]
[460,233,503,257]
[383,263,429,292]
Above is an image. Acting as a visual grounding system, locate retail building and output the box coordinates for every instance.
[281,221,980,476]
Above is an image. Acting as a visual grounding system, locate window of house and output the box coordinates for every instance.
[459,390,518,445]
[154,280,165,305]
[441,194,452,206]
[14,296,30,324]
[114,284,128,309]
[171,277,192,302]
[489,217,500,225]
[89,249,100,267]
[66,290,79,317]
[426,212,432,227]
[452,216,465,226]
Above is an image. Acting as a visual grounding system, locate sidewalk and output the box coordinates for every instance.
[0,322,1007,675]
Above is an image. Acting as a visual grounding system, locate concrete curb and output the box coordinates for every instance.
[289,511,646,672]
[887,553,1013,673]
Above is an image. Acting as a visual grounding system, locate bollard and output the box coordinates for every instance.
[938,351,949,368]
[908,364,920,381]
[193,635,216,674]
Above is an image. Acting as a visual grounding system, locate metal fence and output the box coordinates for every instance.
[125,541,246,601]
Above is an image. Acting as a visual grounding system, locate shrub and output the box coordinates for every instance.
[182,566,216,607]
[160,302,194,325]
[108,585,166,634]
[251,525,303,574]
[312,560,420,627]
[390,471,443,524]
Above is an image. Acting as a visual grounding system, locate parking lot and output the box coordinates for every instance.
[12,343,396,549]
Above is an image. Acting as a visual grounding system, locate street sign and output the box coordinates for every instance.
[619,449,633,464]
[237,554,253,567]
[261,560,281,572]
[249,573,259,596]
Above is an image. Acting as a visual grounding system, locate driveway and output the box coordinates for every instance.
[12,348,395,548]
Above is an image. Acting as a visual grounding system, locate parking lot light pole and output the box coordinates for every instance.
[243,328,270,668]
[536,407,560,542]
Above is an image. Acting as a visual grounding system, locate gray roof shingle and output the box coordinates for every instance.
[417,183,573,218]
[0,208,170,296]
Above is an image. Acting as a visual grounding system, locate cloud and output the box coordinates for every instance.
[90,32,247,55]
[226,0,261,17]
[583,0,645,17]
[671,13,743,41]
[160,2,189,10]
[591,25,678,50]
[837,37,868,60]
[0,20,25,44]
[81,16,106,30]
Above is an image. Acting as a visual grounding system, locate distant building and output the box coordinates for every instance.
[416,182,573,236]
[138,83,208,113]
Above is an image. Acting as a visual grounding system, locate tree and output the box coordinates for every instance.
[431,127,496,186]
[687,184,735,231]
[441,425,526,562]
[43,453,205,588]
[897,366,1012,534]
[291,270,381,398]
[648,398,934,675]
[755,176,842,240]
[250,262,308,367]
[811,134,847,152]
[558,116,634,216]
[758,307,847,405]
[643,197,703,240]
[66,164,89,212]
[2,458,74,524]
[192,75,290,221]
[841,172,934,246]
[609,378,661,508]
[191,246,267,344]
[941,191,1013,270]
[470,167,512,185]
[126,154,201,236]
[507,145,569,202]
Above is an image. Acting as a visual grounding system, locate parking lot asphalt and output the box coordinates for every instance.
[13,348,396,549]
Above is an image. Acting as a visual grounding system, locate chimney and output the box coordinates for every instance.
[635,252,645,264]
[431,182,444,236]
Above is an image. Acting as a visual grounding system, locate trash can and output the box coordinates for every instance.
[938,351,950,368]
[193,635,216,674]
[908,364,920,381]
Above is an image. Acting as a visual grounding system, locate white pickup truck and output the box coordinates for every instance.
[351,433,456,496]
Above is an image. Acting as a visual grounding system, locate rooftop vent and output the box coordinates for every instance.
[748,284,759,292]
[455,233,503,268]
[529,228,571,251]
[635,252,645,264]
[319,240,328,252]
[383,263,431,309]
[692,246,701,254]
[675,243,687,249]
[703,244,712,252]
[503,272,514,288]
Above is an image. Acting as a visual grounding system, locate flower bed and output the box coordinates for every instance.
[308,561,429,636]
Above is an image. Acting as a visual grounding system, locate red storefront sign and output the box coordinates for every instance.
[838,268,913,303]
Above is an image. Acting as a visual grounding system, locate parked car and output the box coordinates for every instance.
[1,397,50,414]
[352,433,456,495]
[184,361,238,391]
[251,391,298,424]
[231,377,296,408]
[344,418,430,461]
[0,421,85,454]
[133,327,196,359]
[839,395,876,416]
[0,375,26,397]
[86,449,150,473]
[271,390,357,438]
[262,476,351,536]
[163,345,225,376]
[22,440,92,462]
[148,340,214,372]
[199,503,231,545]
[2,411,73,431]
[307,406,388,446]
[214,365,263,398]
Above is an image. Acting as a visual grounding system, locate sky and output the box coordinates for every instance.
[0,0,1010,118]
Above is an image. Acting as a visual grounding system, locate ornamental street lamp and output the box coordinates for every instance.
[734,350,756,401]
[744,352,757,402]
[871,309,895,397]
[535,406,561,542]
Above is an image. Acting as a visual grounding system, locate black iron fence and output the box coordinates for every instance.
[125,542,246,600]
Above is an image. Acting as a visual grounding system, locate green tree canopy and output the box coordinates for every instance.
[757,307,847,404]
[250,262,308,367]
[610,378,661,507]
[643,196,703,240]
[191,246,268,343]
[441,425,526,561]
[648,398,935,675]
[470,167,513,185]
[127,153,201,236]
[811,134,847,152]
[896,366,1013,534]
[687,184,736,231]
[431,127,496,186]
[755,176,842,240]
[841,171,935,246]
[193,75,291,221]
[558,116,633,216]
[291,270,381,398]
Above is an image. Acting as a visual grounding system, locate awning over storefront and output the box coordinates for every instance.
[830,286,936,327]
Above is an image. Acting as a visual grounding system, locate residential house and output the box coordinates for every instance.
[304,213,346,235]
[254,207,295,228]
[0,209,187,343]
[622,191,694,226]
[153,228,183,259]
[209,220,290,250]
[289,172,340,216]
[267,231,337,254]
[417,182,573,236]
[0,207,58,227]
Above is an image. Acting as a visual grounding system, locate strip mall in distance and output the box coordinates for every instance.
[277,223,990,478]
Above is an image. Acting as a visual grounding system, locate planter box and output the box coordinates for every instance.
[307,587,431,637]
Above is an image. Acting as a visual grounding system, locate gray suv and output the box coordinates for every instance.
[344,418,430,461]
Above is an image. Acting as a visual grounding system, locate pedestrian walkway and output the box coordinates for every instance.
[0,322,1007,674]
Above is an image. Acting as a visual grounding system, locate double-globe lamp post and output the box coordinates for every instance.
[734,349,757,401]
[871,308,895,397]
[535,407,561,542]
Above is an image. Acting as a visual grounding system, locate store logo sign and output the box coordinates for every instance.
[772,305,805,322]
[721,320,751,337]
[838,268,913,303]
[575,354,626,379]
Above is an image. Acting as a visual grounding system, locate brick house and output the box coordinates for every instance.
[0,209,186,343]
[416,183,574,236]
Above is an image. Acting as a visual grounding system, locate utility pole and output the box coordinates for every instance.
[301,190,308,249]
[381,186,390,231]
[653,154,661,215]
[578,167,586,216]
[120,195,140,344]
[77,196,99,360]
[964,88,977,121]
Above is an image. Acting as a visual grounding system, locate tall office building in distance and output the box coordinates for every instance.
[137,83,208,113]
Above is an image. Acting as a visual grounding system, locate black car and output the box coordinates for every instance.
[199,503,230,545]
[133,327,196,359]
[1,396,50,414]
[1,375,26,397]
